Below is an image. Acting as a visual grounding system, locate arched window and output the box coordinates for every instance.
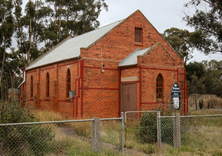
[46,73,49,97]
[67,69,71,97]
[30,76,33,98]
[156,74,163,100]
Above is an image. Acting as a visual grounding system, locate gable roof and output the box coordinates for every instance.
[26,19,124,70]
[119,47,151,67]
[119,43,176,67]
[26,10,181,70]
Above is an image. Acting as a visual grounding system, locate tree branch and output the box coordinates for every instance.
[202,0,222,10]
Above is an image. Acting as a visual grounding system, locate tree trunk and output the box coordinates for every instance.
[34,0,38,56]
[27,0,32,65]
[65,5,70,38]
[58,16,61,42]
[1,38,6,101]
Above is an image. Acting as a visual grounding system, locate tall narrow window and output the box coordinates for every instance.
[67,69,71,97]
[156,74,163,100]
[46,73,49,97]
[30,76,33,98]
[135,27,142,43]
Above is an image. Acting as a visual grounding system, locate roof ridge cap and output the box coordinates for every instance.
[72,19,125,40]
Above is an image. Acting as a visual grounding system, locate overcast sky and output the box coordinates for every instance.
[97,0,222,63]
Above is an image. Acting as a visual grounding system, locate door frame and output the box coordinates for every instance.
[120,82,137,114]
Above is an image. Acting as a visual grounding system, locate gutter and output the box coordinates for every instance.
[17,71,26,88]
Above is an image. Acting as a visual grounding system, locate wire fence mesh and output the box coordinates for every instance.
[124,111,158,155]
[159,117,174,146]
[1,110,222,155]
[0,118,124,156]
[180,115,222,154]
[159,114,222,155]
[100,118,123,154]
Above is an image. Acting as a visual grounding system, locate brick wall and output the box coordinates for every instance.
[23,10,188,118]
[81,11,182,63]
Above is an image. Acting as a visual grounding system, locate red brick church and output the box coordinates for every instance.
[20,10,188,118]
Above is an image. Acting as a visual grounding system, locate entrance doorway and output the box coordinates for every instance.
[121,83,137,113]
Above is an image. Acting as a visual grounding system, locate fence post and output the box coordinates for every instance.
[92,118,100,153]
[172,113,176,148]
[121,112,124,154]
[176,113,181,148]
[173,113,181,149]
[157,111,161,150]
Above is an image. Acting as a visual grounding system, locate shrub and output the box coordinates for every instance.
[137,112,173,144]
[0,101,54,155]
[207,97,222,109]
[137,113,157,143]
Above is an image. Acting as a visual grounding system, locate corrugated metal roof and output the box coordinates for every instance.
[119,47,151,67]
[26,19,124,70]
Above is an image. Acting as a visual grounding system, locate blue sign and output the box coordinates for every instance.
[171,82,181,111]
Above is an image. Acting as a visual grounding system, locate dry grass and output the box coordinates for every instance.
[34,110,65,121]
[34,110,122,155]
[188,94,222,109]
[207,96,222,109]
[189,106,222,115]
[69,121,92,137]
[100,120,121,145]
[158,108,222,156]
[34,109,222,155]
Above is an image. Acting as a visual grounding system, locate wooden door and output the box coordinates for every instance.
[121,83,137,113]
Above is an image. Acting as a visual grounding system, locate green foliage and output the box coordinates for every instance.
[186,61,206,94]
[137,112,173,144]
[0,0,15,100]
[137,113,157,143]
[43,0,108,45]
[186,61,206,82]
[162,27,193,64]
[0,102,54,155]
[183,0,222,54]
[186,60,222,96]
[0,0,108,98]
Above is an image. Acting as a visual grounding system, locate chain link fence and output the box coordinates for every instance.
[158,113,222,155]
[124,111,158,155]
[0,117,124,156]
[180,115,222,154]
[158,116,174,147]
[1,110,222,155]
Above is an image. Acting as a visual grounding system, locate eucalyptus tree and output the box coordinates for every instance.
[24,0,35,65]
[202,60,222,96]
[32,0,53,58]
[45,0,108,46]
[184,0,222,54]
[23,0,54,64]
[0,0,14,100]
[162,27,193,65]
[14,0,27,64]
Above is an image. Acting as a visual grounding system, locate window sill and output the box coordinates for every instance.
[134,42,143,46]
[30,98,34,101]
[45,97,50,100]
